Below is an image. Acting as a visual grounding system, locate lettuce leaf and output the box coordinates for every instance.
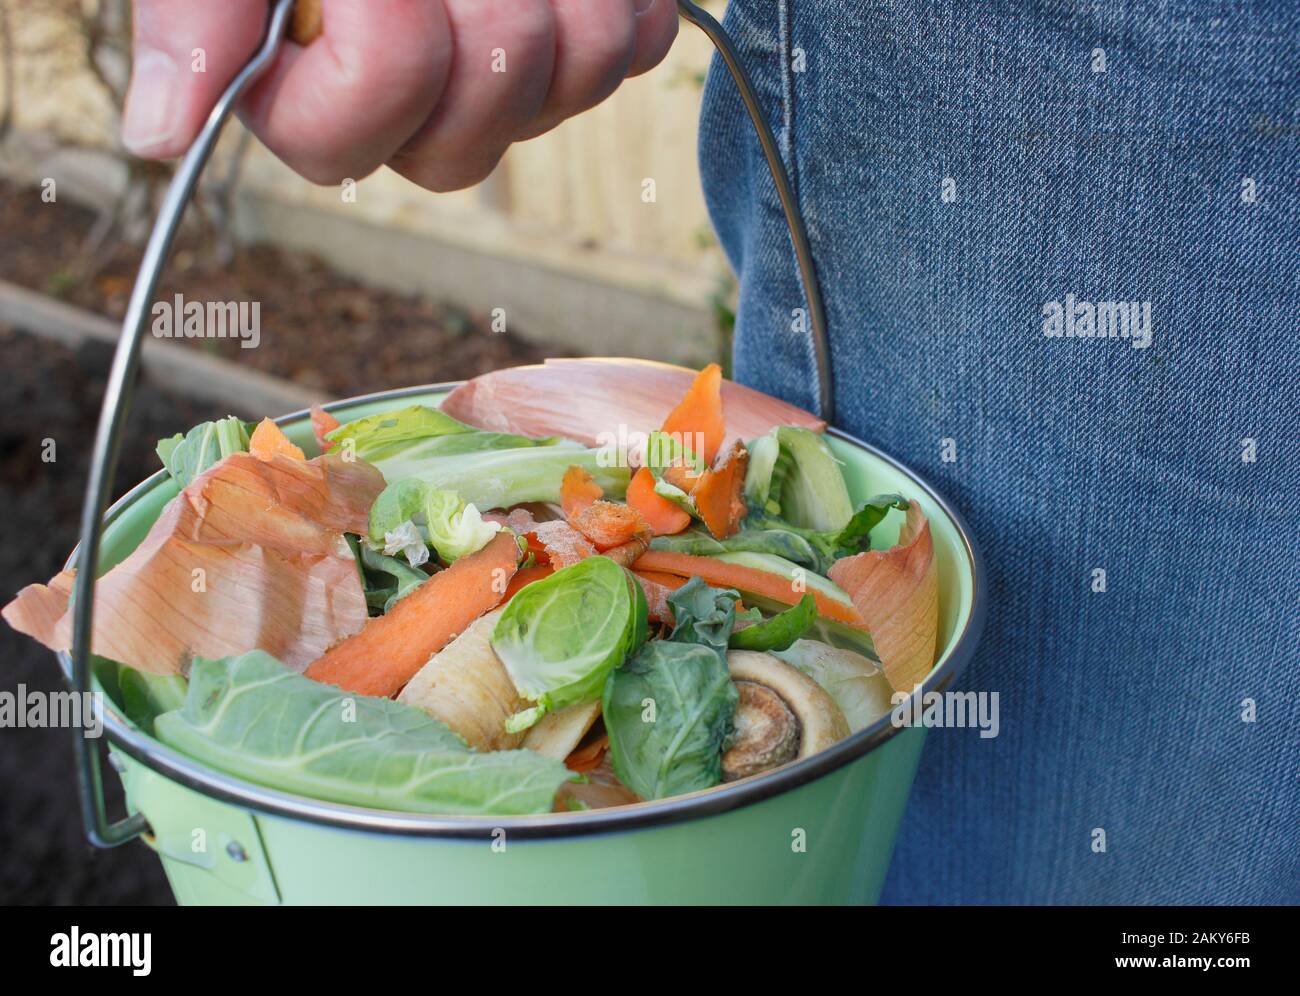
[729,593,816,652]
[604,577,742,800]
[358,544,428,613]
[833,494,910,550]
[325,403,622,511]
[742,431,783,515]
[659,575,816,653]
[649,525,820,568]
[655,494,911,575]
[742,424,912,568]
[677,550,877,659]
[155,652,572,815]
[643,429,704,519]
[119,668,188,735]
[367,478,428,544]
[742,426,850,531]
[645,429,705,477]
[423,488,502,563]
[324,404,477,450]
[410,446,629,511]
[602,641,737,801]
[368,438,626,511]
[156,416,250,487]
[665,576,742,654]
[368,479,502,564]
[353,431,564,475]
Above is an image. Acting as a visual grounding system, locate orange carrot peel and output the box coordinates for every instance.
[631,550,866,630]
[626,466,691,536]
[692,440,749,540]
[560,465,652,552]
[310,404,341,452]
[659,362,726,464]
[249,417,306,462]
[305,531,521,697]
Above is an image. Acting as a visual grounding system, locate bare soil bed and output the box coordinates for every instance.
[0,327,225,904]
[0,177,569,396]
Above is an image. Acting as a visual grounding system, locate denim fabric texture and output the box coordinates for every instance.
[698,0,1299,904]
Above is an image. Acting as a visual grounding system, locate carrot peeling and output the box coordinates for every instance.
[521,533,550,561]
[663,465,701,493]
[503,564,555,601]
[560,465,603,519]
[502,509,596,568]
[305,530,521,697]
[627,466,691,536]
[693,440,749,539]
[601,533,651,569]
[566,734,609,773]
[633,570,689,591]
[659,362,725,464]
[249,417,306,462]
[632,571,682,624]
[569,501,651,551]
[310,404,341,452]
[559,464,652,551]
[631,550,866,629]
[533,522,599,567]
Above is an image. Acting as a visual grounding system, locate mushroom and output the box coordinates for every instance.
[772,639,894,733]
[722,681,800,780]
[721,650,851,782]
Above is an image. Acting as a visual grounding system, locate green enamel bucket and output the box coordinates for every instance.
[53,1,985,904]
[60,381,985,905]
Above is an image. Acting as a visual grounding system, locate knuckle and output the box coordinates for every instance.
[507,0,558,61]
[473,0,555,72]
[576,14,638,94]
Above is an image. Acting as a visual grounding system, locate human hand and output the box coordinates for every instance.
[121,0,677,191]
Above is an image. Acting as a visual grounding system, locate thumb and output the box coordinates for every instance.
[122,0,269,157]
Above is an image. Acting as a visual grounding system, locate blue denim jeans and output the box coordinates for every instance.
[699,0,1298,904]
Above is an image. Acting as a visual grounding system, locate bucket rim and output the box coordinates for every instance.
[60,379,987,840]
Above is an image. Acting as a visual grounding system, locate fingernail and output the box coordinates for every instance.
[122,50,180,155]
[634,0,655,14]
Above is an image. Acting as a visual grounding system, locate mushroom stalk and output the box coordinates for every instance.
[721,651,850,781]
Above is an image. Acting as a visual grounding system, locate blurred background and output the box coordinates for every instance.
[0,0,730,904]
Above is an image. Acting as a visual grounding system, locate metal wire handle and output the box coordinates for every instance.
[68,0,831,848]
[676,0,831,417]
